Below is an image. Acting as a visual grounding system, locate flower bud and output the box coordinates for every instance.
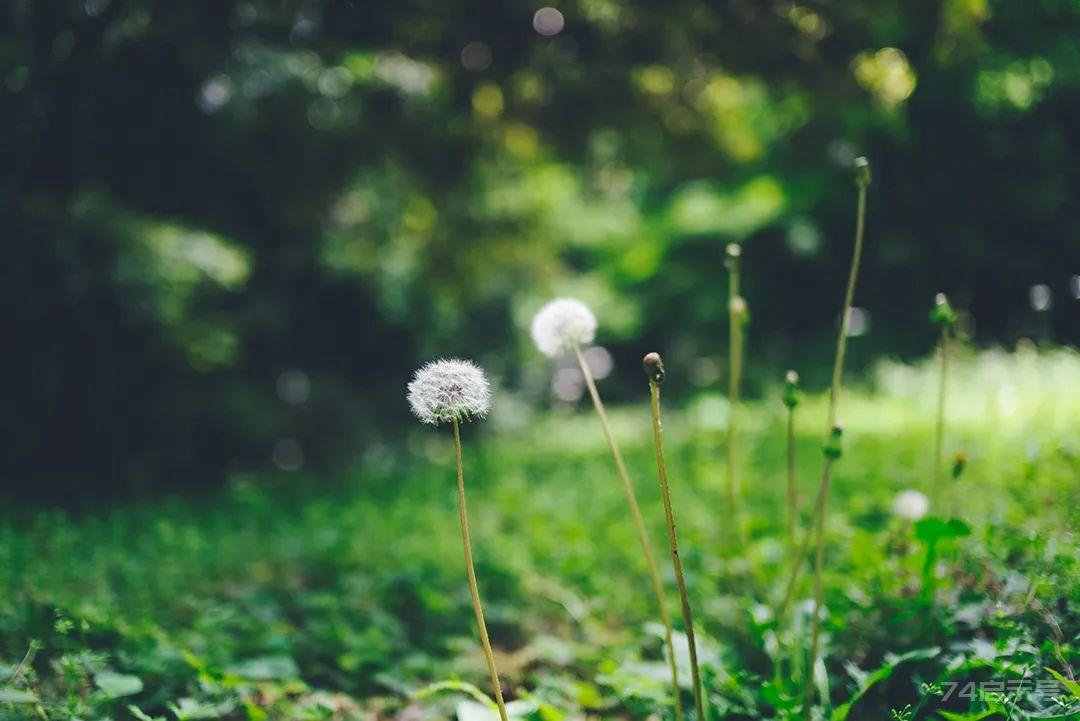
[823,423,844,459]
[854,156,871,187]
[724,242,742,270]
[951,450,967,479]
[643,352,666,386]
[930,293,957,327]
[782,370,800,409]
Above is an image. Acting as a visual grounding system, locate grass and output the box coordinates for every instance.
[1,348,1078,721]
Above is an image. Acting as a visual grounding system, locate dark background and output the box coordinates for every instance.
[2,0,1078,500]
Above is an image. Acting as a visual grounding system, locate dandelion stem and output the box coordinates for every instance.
[726,247,748,547]
[787,405,798,556]
[803,457,834,715]
[932,325,950,508]
[826,177,867,431]
[777,459,827,618]
[647,360,707,721]
[803,158,869,718]
[453,420,509,721]
[573,344,684,721]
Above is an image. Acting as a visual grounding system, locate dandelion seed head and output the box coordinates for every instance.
[893,489,929,521]
[530,298,597,357]
[407,358,492,425]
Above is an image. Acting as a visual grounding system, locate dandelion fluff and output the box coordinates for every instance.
[407,359,492,425]
[892,489,930,521]
[530,298,597,357]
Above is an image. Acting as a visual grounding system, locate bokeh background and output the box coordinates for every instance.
[2,0,1078,500]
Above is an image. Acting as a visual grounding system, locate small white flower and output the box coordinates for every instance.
[893,490,930,521]
[407,359,492,425]
[530,298,597,357]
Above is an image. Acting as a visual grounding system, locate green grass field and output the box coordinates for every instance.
[2,348,1078,720]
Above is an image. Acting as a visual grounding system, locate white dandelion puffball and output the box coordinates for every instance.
[407,359,492,425]
[530,298,597,357]
[893,490,930,521]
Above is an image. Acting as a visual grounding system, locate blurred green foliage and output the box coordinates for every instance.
[1,1,1078,494]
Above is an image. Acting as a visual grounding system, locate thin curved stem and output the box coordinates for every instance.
[727,260,748,547]
[826,181,867,432]
[453,420,509,721]
[573,344,683,721]
[649,381,707,721]
[802,176,868,718]
[778,461,829,619]
[574,345,684,716]
[932,326,950,509]
[803,459,833,718]
[787,407,798,556]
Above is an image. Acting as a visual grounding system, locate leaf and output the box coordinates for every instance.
[457,700,500,721]
[938,711,999,720]
[225,656,299,681]
[412,680,497,710]
[1045,667,1080,701]
[914,518,970,544]
[505,698,539,717]
[451,696,542,721]
[129,704,167,721]
[0,687,40,704]
[832,648,940,721]
[945,519,972,537]
[95,670,145,698]
[537,703,565,721]
[241,697,269,721]
[167,697,234,721]
[813,656,830,709]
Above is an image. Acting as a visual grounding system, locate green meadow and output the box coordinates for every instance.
[2,348,1077,720]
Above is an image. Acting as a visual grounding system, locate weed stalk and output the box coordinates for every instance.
[573,343,684,721]
[645,353,707,721]
[802,157,871,718]
[930,293,957,509]
[453,420,510,721]
[725,243,749,547]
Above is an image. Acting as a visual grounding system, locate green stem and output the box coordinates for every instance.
[803,172,869,718]
[787,407,798,556]
[727,259,747,547]
[778,460,828,619]
[573,344,684,721]
[773,403,799,688]
[453,420,509,721]
[649,381,707,721]
[920,538,939,606]
[803,458,834,718]
[932,326,949,510]
[826,179,867,431]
